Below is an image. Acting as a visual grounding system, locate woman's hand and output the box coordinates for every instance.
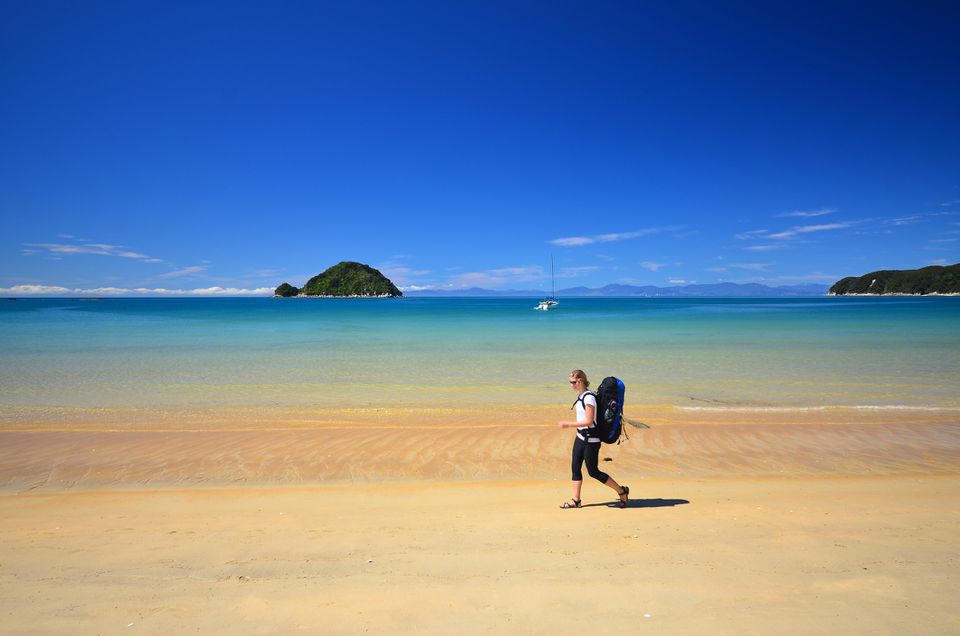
[557,422,569,429]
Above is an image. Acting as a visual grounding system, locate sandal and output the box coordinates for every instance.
[560,499,581,509]
[618,486,629,508]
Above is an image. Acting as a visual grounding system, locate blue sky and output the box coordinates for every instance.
[2,1,958,295]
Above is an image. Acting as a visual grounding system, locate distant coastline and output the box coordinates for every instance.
[829,263,960,296]
[406,282,829,298]
[827,292,960,297]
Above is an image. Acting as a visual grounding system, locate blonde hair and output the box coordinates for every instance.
[569,369,590,388]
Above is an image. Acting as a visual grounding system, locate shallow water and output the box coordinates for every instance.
[1,297,958,415]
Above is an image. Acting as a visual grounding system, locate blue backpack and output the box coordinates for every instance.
[574,377,626,444]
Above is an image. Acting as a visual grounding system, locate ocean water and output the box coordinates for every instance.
[1,297,958,415]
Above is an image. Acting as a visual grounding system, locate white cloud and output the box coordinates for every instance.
[25,242,114,256]
[249,268,286,278]
[559,266,600,278]
[489,266,544,278]
[379,266,431,285]
[729,263,770,271]
[767,223,853,239]
[185,287,272,296]
[0,285,74,295]
[596,231,648,242]
[640,261,665,271]
[448,265,545,288]
[157,265,207,279]
[745,245,780,251]
[549,226,681,247]
[24,241,163,263]
[756,273,840,284]
[890,216,921,226]
[117,251,152,260]
[0,285,272,296]
[778,208,835,218]
[739,221,855,243]
[550,236,594,247]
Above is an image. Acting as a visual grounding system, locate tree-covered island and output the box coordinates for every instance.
[829,263,960,295]
[274,261,403,298]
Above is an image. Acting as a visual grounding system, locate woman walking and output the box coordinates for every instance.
[558,370,629,509]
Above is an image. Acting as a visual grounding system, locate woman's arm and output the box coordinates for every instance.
[557,404,596,428]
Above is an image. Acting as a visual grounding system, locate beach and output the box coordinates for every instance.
[2,409,959,634]
[2,297,959,633]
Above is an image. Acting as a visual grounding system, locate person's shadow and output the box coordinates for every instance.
[583,498,690,509]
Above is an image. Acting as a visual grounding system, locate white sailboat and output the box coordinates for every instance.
[535,256,559,311]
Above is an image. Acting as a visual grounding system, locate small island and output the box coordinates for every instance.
[275,261,403,298]
[829,263,960,296]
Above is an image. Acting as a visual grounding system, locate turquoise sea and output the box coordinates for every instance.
[1,297,959,416]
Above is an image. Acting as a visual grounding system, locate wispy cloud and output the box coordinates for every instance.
[448,265,545,288]
[890,216,922,226]
[640,261,665,271]
[24,241,163,263]
[249,268,286,279]
[729,263,770,271]
[379,265,431,285]
[737,210,857,244]
[157,265,207,279]
[734,229,770,240]
[549,226,682,248]
[0,285,272,296]
[550,236,594,247]
[778,208,835,218]
[753,272,840,284]
[767,223,854,239]
[559,266,601,278]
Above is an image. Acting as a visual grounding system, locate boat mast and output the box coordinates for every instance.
[551,255,555,299]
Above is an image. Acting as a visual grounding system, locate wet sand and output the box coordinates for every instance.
[1,408,957,489]
[1,408,958,633]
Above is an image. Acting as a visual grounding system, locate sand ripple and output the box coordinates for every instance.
[1,409,957,490]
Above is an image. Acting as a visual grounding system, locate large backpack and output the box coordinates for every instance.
[593,376,626,444]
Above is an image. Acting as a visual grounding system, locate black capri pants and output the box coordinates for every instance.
[571,436,610,483]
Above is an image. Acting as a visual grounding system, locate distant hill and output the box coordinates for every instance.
[406,282,829,298]
[275,262,402,298]
[829,264,960,295]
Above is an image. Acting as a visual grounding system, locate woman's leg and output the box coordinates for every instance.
[570,437,586,502]
[584,442,626,500]
[583,441,610,485]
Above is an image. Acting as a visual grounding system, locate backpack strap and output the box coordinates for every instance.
[570,390,597,418]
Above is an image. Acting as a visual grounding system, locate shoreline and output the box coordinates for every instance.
[2,402,956,430]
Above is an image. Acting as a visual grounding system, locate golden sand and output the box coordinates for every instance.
[1,408,958,633]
